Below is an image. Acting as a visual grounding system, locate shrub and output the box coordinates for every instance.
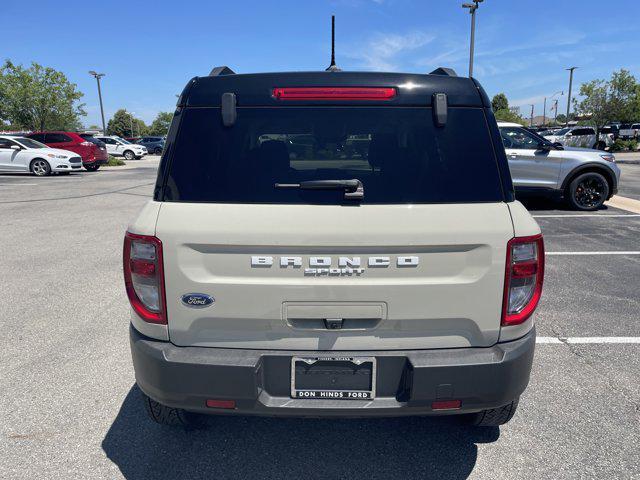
[611,139,639,152]
[107,155,125,166]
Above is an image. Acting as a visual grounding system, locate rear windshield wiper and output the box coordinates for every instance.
[275,179,364,200]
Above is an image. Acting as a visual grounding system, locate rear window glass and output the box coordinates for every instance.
[163,107,504,204]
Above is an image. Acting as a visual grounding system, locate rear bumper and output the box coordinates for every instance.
[130,325,535,417]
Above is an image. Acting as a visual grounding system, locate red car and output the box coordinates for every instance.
[26,131,108,171]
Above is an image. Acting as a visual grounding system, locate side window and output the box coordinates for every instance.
[500,127,541,150]
[47,133,72,143]
[0,138,14,149]
[29,133,46,142]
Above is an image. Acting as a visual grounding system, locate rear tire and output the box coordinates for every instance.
[141,391,195,428]
[85,164,100,172]
[595,141,606,150]
[154,147,163,155]
[30,159,51,176]
[469,398,519,427]
[566,171,609,211]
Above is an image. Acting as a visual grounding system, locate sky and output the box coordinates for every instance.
[3,0,639,126]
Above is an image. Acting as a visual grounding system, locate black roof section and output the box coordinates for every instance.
[178,68,486,108]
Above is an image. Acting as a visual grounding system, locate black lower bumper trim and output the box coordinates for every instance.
[130,325,535,417]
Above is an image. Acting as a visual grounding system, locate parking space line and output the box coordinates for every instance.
[0,183,38,186]
[537,337,640,344]
[533,214,640,218]
[546,251,640,255]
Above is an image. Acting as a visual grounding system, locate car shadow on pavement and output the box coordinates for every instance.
[102,385,499,480]
[517,194,610,212]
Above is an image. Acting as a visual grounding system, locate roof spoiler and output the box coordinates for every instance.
[429,67,457,77]
[209,66,235,76]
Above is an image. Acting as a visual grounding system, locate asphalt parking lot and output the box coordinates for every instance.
[1,159,639,479]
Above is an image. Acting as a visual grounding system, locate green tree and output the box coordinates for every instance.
[608,69,640,123]
[107,109,147,137]
[573,70,640,137]
[0,60,85,131]
[491,93,509,112]
[494,108,527,126]
[148,112,172,136]
[573,78,610,138]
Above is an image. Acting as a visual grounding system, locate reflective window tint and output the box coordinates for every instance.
[164,107,504,204]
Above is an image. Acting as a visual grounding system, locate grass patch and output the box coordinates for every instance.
[107,156,126,166]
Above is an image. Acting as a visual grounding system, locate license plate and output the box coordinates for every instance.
[290,356,376,400]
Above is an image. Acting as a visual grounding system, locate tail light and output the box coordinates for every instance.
[272,87,396,101]
[502,234,544,326]
[123,232,166,324]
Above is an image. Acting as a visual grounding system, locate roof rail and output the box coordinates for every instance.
[429,67,458,77]
[209,66,235,76]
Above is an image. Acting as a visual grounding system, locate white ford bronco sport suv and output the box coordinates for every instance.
[125,66,544,427]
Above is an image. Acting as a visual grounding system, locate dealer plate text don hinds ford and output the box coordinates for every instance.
[251,256,419,276]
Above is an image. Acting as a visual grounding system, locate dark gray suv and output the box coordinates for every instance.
[136,136,165,155]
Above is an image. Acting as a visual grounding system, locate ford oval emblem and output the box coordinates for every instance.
[181,293,214,308]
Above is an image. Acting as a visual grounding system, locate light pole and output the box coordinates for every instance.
[530,104,534,127]
[126,111,136,138]
[550,90,563,125]
[565,67,578,127]
[542,97,547,126]
[131,112,137,138]
[88,71,106,134]
[462,0,483,77]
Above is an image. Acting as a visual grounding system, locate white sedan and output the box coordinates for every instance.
[0,135,83,176]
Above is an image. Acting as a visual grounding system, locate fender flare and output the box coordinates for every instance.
[560,163,617,195]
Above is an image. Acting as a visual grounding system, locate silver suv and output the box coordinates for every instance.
[499,122,621,210]
[125,68,544,428]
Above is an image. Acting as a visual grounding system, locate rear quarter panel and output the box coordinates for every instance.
[501,201,541,342]
[127,201,168,340]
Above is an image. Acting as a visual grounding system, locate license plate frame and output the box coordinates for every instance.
[290,356,377,400]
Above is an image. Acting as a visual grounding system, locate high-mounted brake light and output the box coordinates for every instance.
[272,87,396,101]
[502,234,544,326]
[123,232,166,324]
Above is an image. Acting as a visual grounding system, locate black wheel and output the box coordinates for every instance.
[30,159,51,176]
[123,150,135,160]
[154,147,163,155]
[469,398,519,427]
[141,390,195,428]
[566,171,609,211]
[85,164,100,172]
[595,141,606,150]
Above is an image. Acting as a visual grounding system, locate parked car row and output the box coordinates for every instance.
[26,131,108,171]
[0,130,157,175]
[542,126,614,150]
[0,135,84,175]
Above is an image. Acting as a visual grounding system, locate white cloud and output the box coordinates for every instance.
[349,31,436,71]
